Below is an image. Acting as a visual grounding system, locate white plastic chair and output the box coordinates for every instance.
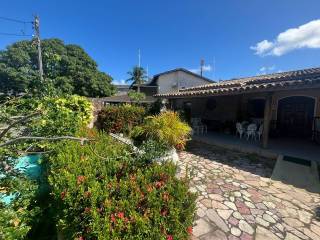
[236,122,245,139]
[191,118,207,135]
[246,123,257,140]
[257,124,263,141]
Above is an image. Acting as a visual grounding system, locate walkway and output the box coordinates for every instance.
[177,141,320,240]
[193,132,320,162]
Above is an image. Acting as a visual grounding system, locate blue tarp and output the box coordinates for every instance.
[0,154,41,204]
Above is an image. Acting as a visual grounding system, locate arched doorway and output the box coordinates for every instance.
[277,96,315,138]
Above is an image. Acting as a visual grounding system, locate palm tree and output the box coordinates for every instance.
[126,66,147,93]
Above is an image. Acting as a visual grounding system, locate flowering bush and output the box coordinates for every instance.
[96,104,145,135]
[49,131,196,239]
[132,111,191,150]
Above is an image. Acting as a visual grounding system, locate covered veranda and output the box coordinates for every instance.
[156,67,320,161]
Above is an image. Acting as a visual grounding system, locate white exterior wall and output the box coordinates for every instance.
[157,71,211,94]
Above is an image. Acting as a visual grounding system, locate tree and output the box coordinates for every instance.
[126,66,147,93]
[0,39,115,97]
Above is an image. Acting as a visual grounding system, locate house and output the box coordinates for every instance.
[100,68,214,105]
[155,67,320,149]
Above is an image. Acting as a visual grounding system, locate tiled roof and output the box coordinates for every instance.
[155,67,320,98]
[97,94,156,103]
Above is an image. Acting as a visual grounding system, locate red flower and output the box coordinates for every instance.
[77,175,86,185]
[155,181,164,189]
[161,208,168,216]
[84,191,91,198]
[60,190,66,200]
[167,235,173,240]
[110,214,116,222]
[117,212,125,219]
[187,226,193,234]
[84,207,91,214]
[162,192,170,202]
[78,237,84,240]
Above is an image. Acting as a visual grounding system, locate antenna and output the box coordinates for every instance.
[200,59,204,77]
[138,49,141,67]
[146,65,149,80]
[213,57,216,80]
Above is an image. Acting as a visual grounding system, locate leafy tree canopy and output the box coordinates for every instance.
[0,38,115,97]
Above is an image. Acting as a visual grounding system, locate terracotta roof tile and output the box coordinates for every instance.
[155,67,320,98]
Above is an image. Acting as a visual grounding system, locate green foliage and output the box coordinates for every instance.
[132,111,191,150]
[0,39,115,97]
[126,66,147,92]
[31,95,93,137]
[128,90,146,103]
[96,104,145,135]
[49,130,196,240]
[0,95,93,239]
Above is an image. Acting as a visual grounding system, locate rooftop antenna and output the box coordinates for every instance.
[213,57,216,81]
[200,59,205,77]
[138,49,141,67]
[146,65,149,80]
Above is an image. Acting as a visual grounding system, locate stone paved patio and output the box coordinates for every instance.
[177,141,320,240]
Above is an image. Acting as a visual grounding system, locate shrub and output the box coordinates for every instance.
[132,111,191,150]
[49,131,196,240]
[96,104,145,135]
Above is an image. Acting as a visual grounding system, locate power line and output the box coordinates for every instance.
[0,32,32,37]
[0,16,31,24]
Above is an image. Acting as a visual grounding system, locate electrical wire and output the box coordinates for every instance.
[0,16,32,24]
[0,32,32,37]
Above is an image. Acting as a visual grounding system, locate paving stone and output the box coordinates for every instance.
[178,144,320,240]
[217,209,234,220]
[193,219,214,237]
[240,232,253,240]
[201,230,227,240]
[283,218,304,228]
[231,227,242,237]
[255,226,280,240]
[209,194,225,202]
[207,209,229,233]
[225,201,237,211]
[311,224,320,237]
[298,210,312,224]
[262,213,276,223]
[256,217,270,227]
[303,228,320,240]
[285,232,302,240]
[233,211,244,220]
[197,207,206,218]
[212,200,230,210]
[238,220,254,235]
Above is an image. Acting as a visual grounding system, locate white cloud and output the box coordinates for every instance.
[258,65,276,75]
[189,64,212,74]
[251,19,320,56]
[112,79,126,85]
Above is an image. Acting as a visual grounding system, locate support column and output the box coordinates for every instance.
[262,93,273,148]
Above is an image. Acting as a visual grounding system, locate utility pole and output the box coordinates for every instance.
[33,15,44,82]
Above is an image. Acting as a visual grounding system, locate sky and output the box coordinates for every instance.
[1,0,320,84]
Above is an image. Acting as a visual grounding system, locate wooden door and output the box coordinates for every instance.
[277,96,315,138]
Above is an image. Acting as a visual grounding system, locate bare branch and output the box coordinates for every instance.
[0,136,94,147]
[0,111,41,140]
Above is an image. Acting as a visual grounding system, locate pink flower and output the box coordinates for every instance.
[167,235,173,240]
[117,212,125,219]
[187,226,193,234]
[110,214,116,222]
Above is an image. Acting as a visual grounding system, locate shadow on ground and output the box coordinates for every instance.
[185,140,276,178]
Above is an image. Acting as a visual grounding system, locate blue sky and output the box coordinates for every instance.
[1,0,320,84]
